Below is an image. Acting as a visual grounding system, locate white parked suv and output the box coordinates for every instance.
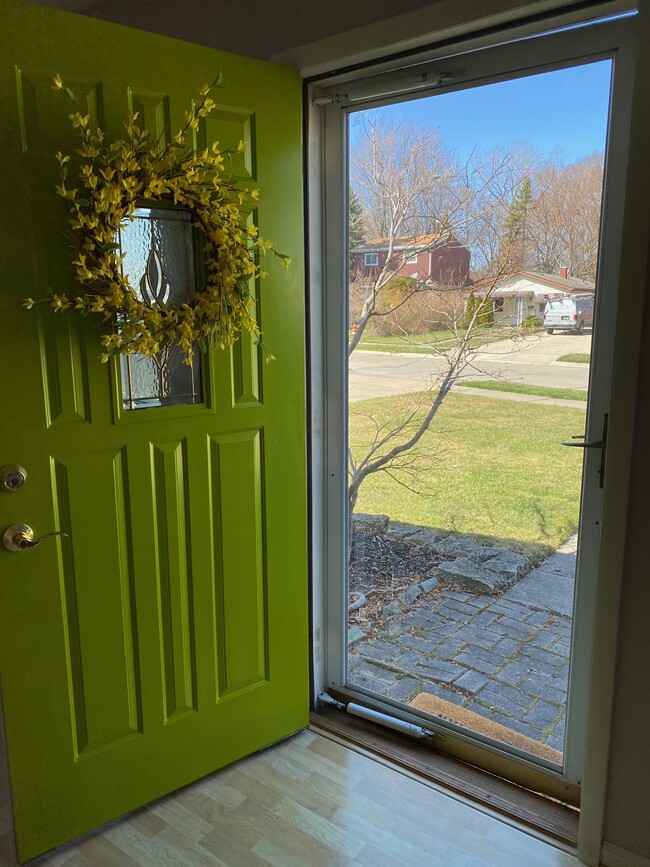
[543,296,594,334]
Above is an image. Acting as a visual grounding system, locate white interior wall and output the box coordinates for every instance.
[600,88,650,858]
[602,303,650,858]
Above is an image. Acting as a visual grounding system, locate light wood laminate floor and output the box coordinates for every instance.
[1,729,584,866]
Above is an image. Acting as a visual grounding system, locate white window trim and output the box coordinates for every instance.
[274,0,635,79]
[364,252,379,266]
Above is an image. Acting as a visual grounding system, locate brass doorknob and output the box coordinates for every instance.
[2,523,69,552]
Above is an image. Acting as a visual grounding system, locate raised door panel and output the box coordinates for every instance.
[150,438,198,722]
[210,430,268,697]
[16,67,103,154]
[52,450,142,757]
[196,106,256,181]
[127,89,171,148]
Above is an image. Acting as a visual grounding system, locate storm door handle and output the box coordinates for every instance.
[561,414,608,488]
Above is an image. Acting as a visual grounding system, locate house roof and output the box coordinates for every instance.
[473,270,595,295]
[524,271,595,292]
[352,232,454,254]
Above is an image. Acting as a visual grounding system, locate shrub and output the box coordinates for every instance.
[476,297,494,326]
[461,291,477,328]
[349,278,465,337]
[522,314,543,330]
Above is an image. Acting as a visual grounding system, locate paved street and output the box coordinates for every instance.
[349,331,592,402]
[349,534,577,756]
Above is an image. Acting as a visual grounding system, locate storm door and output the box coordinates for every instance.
[319,13,635,798]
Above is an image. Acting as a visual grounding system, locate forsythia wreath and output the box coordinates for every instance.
[24,73,290,365]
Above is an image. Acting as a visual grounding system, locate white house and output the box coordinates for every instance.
[475,269,595,326]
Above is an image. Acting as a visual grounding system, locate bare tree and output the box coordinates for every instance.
[347,119,606,522]
[348,115,528,355]
[347,273,513,515]
[528,153,604,280]
[347,119,536,518]
[351,114,455,240]
[463,148,605,280]
[459,144,545,276]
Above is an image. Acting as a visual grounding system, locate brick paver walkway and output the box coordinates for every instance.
[349,536,577,751]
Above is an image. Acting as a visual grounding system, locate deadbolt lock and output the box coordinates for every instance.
[0,465,27,493]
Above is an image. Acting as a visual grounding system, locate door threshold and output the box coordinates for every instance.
[310,706,579,848]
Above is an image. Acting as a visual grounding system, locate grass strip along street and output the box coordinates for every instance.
[556,353,590,363]
[460,381,587,401]
[355,326,500,354]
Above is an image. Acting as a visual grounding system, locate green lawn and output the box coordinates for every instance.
[350,392,586,564]
[357,341,446,355]
[460,381,588,401]
[356,326,503,354]
[557,353,590,363]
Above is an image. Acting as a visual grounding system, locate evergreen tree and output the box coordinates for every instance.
[349,186,366,253]
[498,175,533,273]
[477,297,494,326]
[462,290,477,328]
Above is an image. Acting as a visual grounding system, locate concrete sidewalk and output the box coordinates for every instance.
[503,534,577,617]
[452,385,587,409]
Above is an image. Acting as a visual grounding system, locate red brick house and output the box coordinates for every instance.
[350,232,471,286]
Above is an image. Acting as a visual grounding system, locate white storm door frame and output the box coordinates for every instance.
[315,13,636,789]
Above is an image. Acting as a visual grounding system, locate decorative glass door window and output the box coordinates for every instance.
[117,206,203,410]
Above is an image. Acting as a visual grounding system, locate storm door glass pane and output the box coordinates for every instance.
[346,60,612,767]
[117,207,203,411]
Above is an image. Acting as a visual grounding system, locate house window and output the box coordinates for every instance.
[404,253,418,264]
[494,298,505,312]
[364,252,378,266]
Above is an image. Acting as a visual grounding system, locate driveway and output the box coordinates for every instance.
[349,331,591,402]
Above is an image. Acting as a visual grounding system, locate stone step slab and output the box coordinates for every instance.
[435,555,529,595]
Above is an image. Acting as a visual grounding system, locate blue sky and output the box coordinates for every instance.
[350,60,612,166]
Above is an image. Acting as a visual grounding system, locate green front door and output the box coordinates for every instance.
[0,2,308,860]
